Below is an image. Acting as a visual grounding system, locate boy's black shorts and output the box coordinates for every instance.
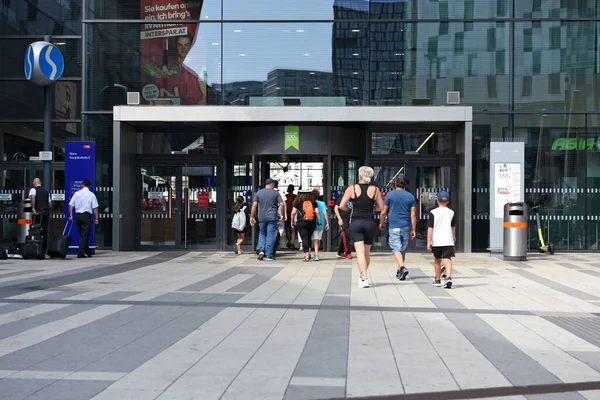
[432,246,455,259]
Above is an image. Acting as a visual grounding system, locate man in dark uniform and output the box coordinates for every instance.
[29,178,52,253]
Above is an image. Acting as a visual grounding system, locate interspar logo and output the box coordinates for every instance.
[140,26,188,39]
[551,138,600,151]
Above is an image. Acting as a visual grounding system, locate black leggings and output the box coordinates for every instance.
[295,220,316,252]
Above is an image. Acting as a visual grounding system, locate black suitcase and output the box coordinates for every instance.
[8,242,22,255]
[29,225,44,236]
[28,214,44,236]
[48,222,73,259]
[23,238,45,260]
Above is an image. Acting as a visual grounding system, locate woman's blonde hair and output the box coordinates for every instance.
[358,166,374,184]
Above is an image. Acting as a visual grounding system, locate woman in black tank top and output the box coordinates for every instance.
[339,166,384,288]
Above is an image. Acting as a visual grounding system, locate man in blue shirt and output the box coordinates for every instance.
[250,178,284,261]
[379,174,416,280]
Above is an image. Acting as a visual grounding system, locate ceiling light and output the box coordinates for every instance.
[394,53,402,56]
[309,72,316,75]
[313,87,320,90]
[353,87,358,89]
[352,29,360,32]
[241,87,246,90]
[304,53,311,56]
[234,29,242,32]
[239,53,246,56]
[212,42,219,45]
[353,72,359,75]
[352,53,359,56]
[205,16,209,18]
[387,87,394,89]
[275,87,280,90]
[296,29,304,32]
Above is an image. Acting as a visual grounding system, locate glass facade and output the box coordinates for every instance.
[3,0,600,250]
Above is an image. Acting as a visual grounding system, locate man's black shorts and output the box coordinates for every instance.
[432,246,455,259]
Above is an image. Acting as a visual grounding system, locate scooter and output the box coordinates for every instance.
[529,204,555,255]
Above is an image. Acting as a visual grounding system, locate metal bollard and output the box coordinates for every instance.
[17,199,34,244]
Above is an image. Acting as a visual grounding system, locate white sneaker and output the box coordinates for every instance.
[357,279,370,288]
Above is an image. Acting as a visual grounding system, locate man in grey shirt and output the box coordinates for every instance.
[250,178,284,261]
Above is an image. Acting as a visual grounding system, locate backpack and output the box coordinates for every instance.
[231,206,247,231]
[301,201,315,221]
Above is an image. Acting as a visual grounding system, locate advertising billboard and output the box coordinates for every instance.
[65,142,96,252]
[140,0,207,105]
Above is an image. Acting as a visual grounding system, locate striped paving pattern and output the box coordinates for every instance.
[0,251,600,399]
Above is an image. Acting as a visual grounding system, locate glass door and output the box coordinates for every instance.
[139,166,179,247]
[373,162,456,252]
[182,166,218,248]
[138,165,221,249]
[412,165,454,251]
[330,157,360,251]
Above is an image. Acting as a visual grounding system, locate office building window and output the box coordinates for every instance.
[548,73,561,95]
[524,28,533,52]
[550,27,561,49]
[427,79,436,100]
[522,76,532,97]
[487,76,498,98]
[454,32,464,54]
[428,37,438,55]
[439,2,448,19]
[533,51,541,75]
[464,0,474,19]
[468,54,478,76]
[439,22,449,35]
[487,28,496,51]
[453,77,464,94]
[496,50,506,75]
[497,0,508,17]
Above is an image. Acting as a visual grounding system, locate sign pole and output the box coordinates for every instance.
[43,35,52,190]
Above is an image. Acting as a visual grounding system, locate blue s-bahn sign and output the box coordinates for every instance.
[24,41,64,85]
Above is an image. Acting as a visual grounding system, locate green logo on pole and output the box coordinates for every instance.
[285,126,299,151]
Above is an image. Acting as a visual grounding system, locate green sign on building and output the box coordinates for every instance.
[284,125,299,151]
[551,137,599,151]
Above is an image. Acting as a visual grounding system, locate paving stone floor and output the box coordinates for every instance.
[0,250,600,399]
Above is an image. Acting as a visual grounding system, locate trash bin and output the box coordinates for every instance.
[17,199,33,244]
[503,202,528,261]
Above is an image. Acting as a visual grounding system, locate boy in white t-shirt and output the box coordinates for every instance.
[426,191,456,289]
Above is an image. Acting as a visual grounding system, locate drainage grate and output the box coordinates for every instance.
[543,316,600,347]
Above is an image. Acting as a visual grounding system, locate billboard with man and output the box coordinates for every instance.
[140,0,207,105]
